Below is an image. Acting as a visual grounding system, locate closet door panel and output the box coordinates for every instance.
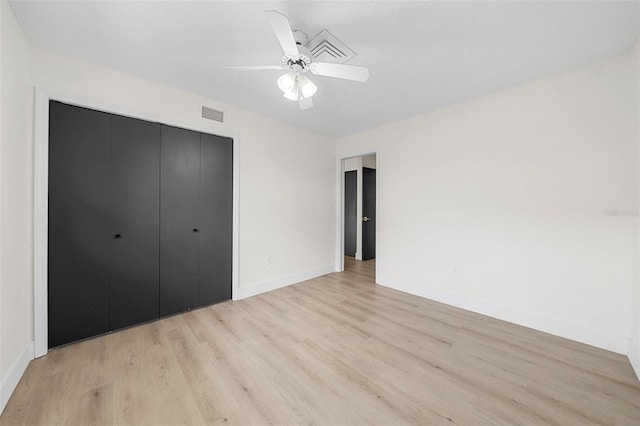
[109,115,161,330]
[199,134,233,305]
[48,102,110,347]
[160,125,200,316]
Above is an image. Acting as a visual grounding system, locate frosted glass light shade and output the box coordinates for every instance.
[277,72,316,102]
[277,72,296,92]
[282,87,299,101]
[299,76,317,98]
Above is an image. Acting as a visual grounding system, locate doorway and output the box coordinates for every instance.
[342,154,376,273]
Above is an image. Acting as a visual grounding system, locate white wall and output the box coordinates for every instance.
[0,0,34,412]
[337,48,638,355]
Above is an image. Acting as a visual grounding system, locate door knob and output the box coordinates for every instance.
[114,234,122,239]
[193,228,199,233]
[362,217,370,222]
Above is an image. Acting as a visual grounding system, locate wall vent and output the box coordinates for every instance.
[202,106,224,123]
[306,29,357,64]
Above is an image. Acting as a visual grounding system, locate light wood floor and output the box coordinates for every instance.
[2,257,640,425]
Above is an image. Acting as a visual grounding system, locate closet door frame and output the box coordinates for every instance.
[33,88,240,358]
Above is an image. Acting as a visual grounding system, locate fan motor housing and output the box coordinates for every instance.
[282,47,312,72]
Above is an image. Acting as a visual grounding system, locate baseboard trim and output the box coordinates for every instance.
[0,340,34,415]
[628,339,640,380]
[377,277,629,355]
[236,264,334,300]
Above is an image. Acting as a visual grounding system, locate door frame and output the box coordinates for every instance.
[33,88,241,357]
[334,150,379,276]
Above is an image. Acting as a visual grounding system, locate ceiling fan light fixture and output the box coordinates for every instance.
[229,10,370,110]
[299,76,317,98]
[277,71,296,92]
[279,73,317,102]
[282,85,299,101]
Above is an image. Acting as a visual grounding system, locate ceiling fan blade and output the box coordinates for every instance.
[265,10,299,56]
[299,96,313,110]
[224,65,285,71]
[309,62,370,82]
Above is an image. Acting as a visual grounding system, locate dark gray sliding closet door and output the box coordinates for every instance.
[160,125,201,316]
[160,128,233,315]
[109,115,161,330]
[48,102,111,347]
[199,134,233,305]
[49,102,233,347]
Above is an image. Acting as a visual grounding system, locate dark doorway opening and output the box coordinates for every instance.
[344,170,357,257]
[342,154,376,274]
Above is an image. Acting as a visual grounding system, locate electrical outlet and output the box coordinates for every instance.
[452,265,458,276]
[265,256,272,265]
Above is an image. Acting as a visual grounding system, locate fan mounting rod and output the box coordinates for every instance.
[292,30,308,46]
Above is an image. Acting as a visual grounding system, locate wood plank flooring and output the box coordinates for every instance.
[2,257,640,425]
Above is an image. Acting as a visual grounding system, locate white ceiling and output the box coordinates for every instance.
[9,1,640,138]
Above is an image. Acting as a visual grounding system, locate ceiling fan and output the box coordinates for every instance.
[226,10,370,110]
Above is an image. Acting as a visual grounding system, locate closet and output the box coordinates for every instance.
[48,101,232,348]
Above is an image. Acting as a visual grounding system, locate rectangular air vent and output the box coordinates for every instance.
[202,106,224,123]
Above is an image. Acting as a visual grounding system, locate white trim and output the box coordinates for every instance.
[33,88,241,357]
[335,150,380,280]
[0,341,34,415]
[629,338,640,380]
[231,134,240,302]
[378,277,630,355]
[334,157,345,272]
[33,89,49,357]
[235,265,334,300]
